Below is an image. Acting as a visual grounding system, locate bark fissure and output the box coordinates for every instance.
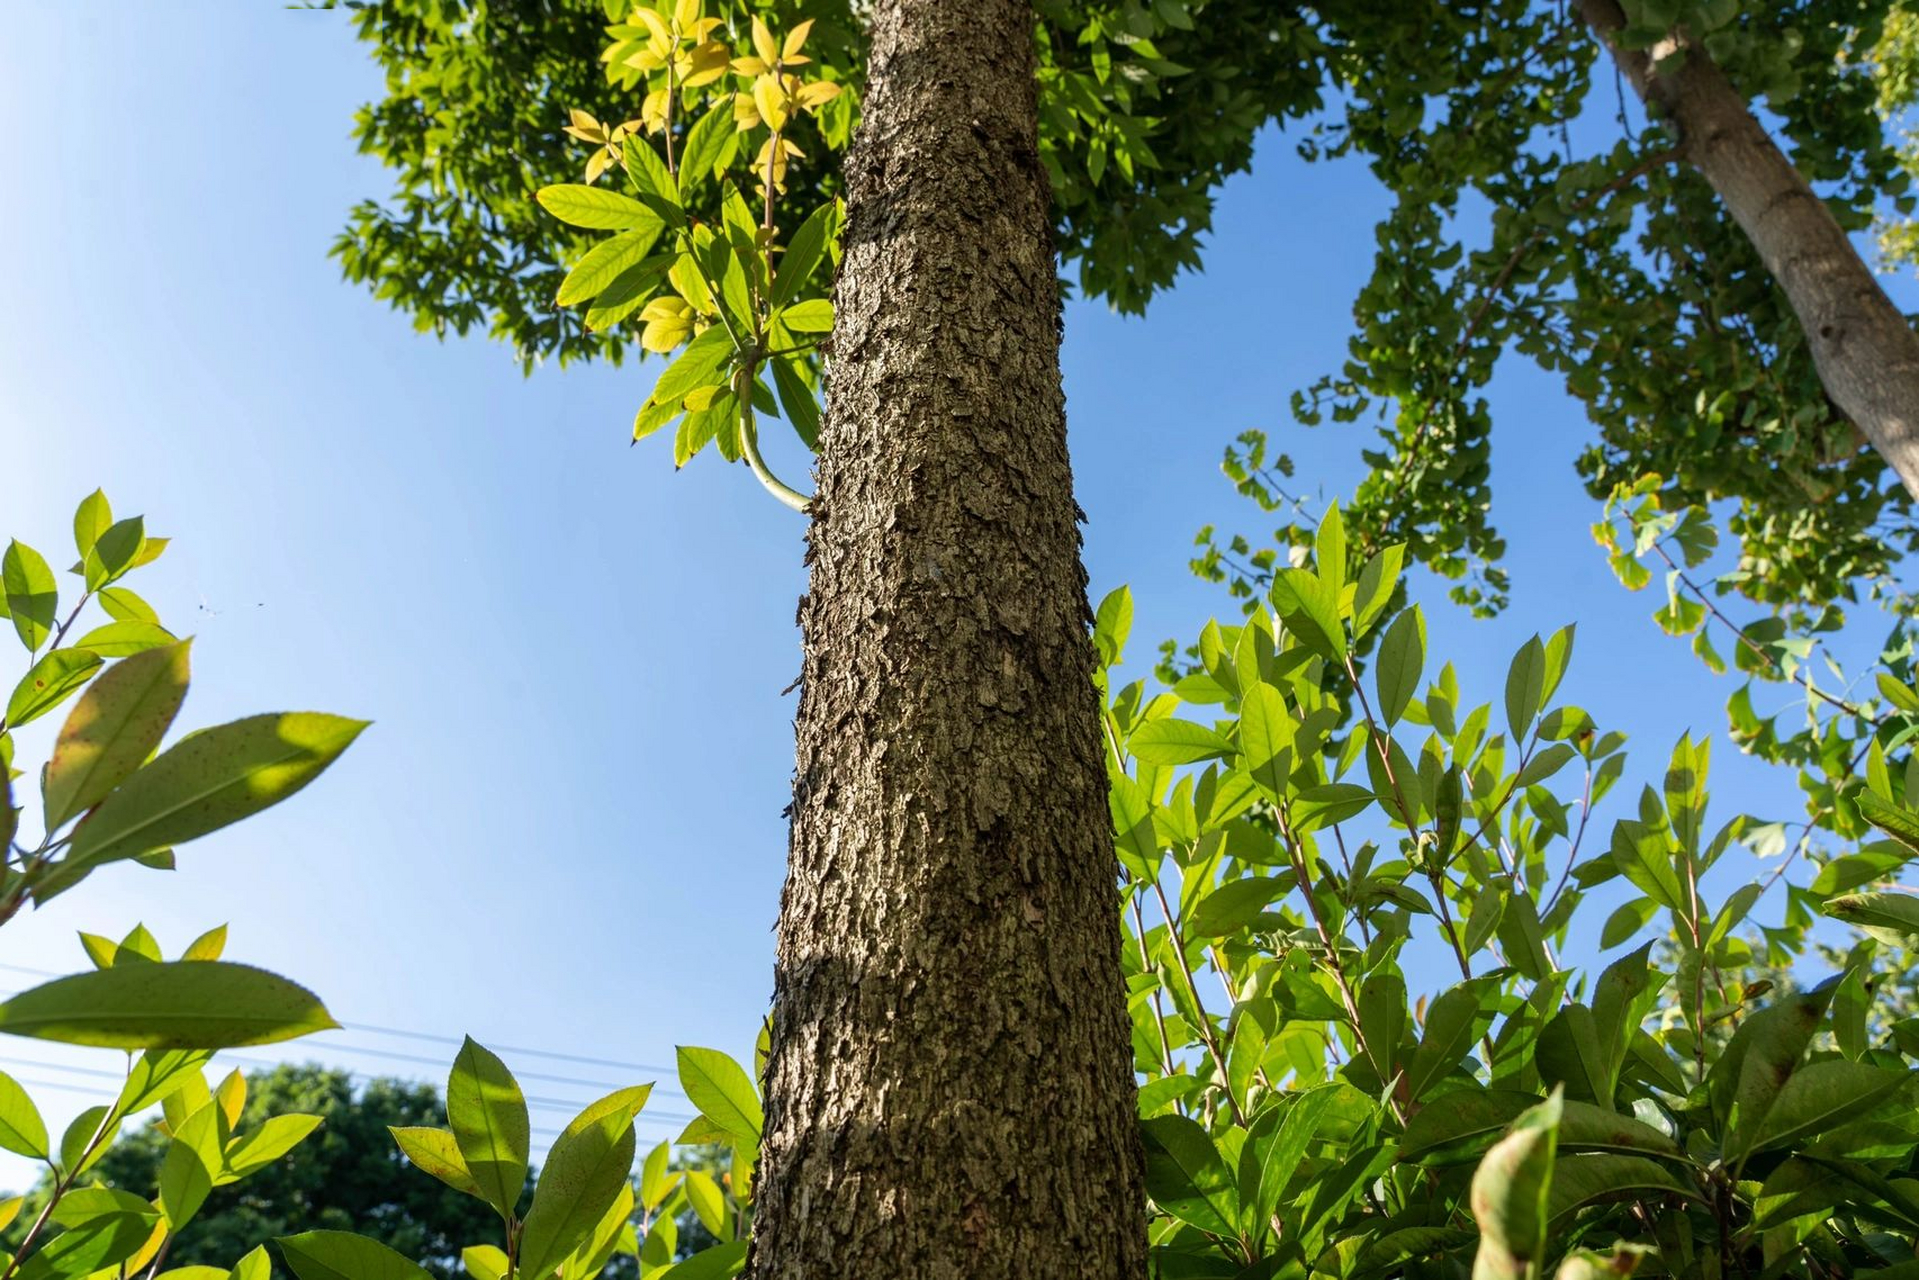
[751,1,1147,1276]
[1579,0,1919,498]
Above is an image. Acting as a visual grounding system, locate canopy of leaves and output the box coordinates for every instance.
[1275,0,1918,618]
[332,0,1342,366]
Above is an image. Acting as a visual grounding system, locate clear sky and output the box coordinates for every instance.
[0,5,1907,1192]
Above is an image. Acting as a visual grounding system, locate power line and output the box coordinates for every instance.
[0,1056,694,1126]
[297,1037,686,1098]
[334,1022,680,1077]
[0,961,692,1082]
[0,1074,618,1148]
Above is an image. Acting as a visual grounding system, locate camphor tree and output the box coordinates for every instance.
[754,0,1149,1273]
[530,0,1150,1270]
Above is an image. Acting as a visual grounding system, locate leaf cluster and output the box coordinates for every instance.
[1105,505,1919,1278]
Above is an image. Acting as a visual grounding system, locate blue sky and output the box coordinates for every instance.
[0,5,1906,1191]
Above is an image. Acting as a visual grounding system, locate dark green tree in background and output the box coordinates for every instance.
[86,1066,514,1280]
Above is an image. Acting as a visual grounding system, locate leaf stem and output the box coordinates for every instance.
[1150,879,1247,1128]
[737,395,811,514]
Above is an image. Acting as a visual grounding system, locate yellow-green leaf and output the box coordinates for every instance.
[58,712,368,879]
[44,641,191,830]
[0,961,337,1049]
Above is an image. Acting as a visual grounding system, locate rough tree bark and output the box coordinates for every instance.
[748,0,1148,1278]
[1578,0,1919,500]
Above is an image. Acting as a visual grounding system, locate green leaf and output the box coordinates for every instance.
[73,491,112,561]
[57,712,368,880]
[225,1114,324,1178]
[1140,1114,1236,1235]
[1249,1083,1348,1226]
[557,225,667,307]
[1516,742,1576,787]
[1356,971,1406,1084]
[44,641,191,830]
[1599,897,1657,949]
[182,925,226,962]
[1351,545,1405,638]
[1403,1089,1677,1166]
[673,391,735,466]
[648,325,735,409]
[770,356,820,450]
[677,105,739,191]
[1545,1153,1694,1221]
[1505,636,1547,738]
[58,1104,115,1176]
[160,1103,219,1227]
[658,1242,748,1280]
[587,254,674,332]
[620,138,682,222]
[0,961,336,1049]
[119,1049,214,1114]
[1748,1059,1910,1152]
[1467,1088,1560,1276]
[1128,718,1232,766]
[84,517,145,590]
[1315,502,1348,598]
[7,649,102,728]
[1878,672,1919,716]
[779,298,833,332]
[79,933,119,969]
[1237,682,1295,800]
[560,1183,636,1280]
[229,1247,271,1280]
[773,202,837,308]
[1406,979,1495,1099]
[536,185,657,230]
[448,1037,530,1221]
[1824,891,1919,946]
[677,1046,762,1141]
[1188,875,1288,936]
[1855,789,1919,856]
[1541,624,1576,703]
[516,1098,644,1280]
[1291,783,1374,832]
[390,1125,483,1199]
[119,922,161,962]
[277,1231,434,1280]
[1375,608,1425,726]
[0,1069,48,1158]
[1093,585,1133,668]
[461,1246,507,1280]
[1714,984,1831,1162]
[4,540,57,652]
[1537,1004,1610,1106]
[683,1169,729,1240]
[17,1189,156,1280]
[74,620,174,657]
[97,587,159,625]
[1270,568,1345,663]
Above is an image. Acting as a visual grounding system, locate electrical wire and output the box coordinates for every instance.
[0,961,695,1094]
[0,1055,694,1129]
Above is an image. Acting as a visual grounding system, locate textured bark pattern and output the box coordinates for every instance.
[1580,0,1919,500]
[750,0,1147,1277]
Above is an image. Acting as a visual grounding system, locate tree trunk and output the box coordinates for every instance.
[1578,0,1919,500]
[749,0,1147,1277]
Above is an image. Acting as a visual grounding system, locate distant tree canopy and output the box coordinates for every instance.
[87,1066,515,1280]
